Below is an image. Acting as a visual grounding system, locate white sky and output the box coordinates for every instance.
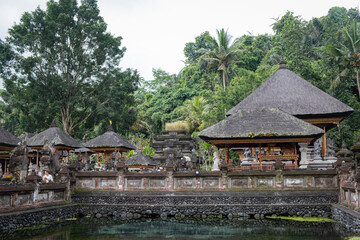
[0,0,359,89]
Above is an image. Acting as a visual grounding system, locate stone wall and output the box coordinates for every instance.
[72,190,338,205]
[332,205,360,232]
[73,169,338,191]
[0,183,68,210]
[0,204,77,234]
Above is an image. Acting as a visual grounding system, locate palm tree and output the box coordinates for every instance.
[202,29,242,90]
[178,96,212,132]
[328,20,360,98]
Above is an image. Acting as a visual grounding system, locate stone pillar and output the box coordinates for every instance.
[298,143,309,169]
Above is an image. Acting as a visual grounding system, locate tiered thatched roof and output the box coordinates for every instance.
[126,153,157,166]
[85,126,135,151]
[0,126,20,148]
[226,61,353,118]
[199,108,324,143]
[27,122,82,149]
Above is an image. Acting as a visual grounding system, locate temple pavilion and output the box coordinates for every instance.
[27,121,82,165]
[199,60,353,168]
[0,126,20,174]
[84,125,136,165]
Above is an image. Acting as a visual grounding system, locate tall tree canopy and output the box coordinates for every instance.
[1,0,139,136]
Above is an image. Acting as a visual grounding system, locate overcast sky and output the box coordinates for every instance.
[0,0,359,89]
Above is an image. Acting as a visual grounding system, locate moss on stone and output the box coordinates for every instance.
[266,216,336,222]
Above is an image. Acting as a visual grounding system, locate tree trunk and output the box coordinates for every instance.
[357,68,360,99]
[222,70,226,90]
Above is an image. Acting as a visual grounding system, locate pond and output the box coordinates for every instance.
[7,218,354,240]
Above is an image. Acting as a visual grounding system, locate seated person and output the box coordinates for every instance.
[43,170,54,183]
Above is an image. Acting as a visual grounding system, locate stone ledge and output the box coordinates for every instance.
[39,183,66,191]
[75,171,120,177]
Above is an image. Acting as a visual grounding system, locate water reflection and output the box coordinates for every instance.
[10,218,347,240]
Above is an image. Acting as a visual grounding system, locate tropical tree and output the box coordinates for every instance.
[177,96,212,132]
[202,29,242,90]
[1,0,137,135]
[328,20,360,98]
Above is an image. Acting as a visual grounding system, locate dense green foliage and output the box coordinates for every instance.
[0,0,139,139]
[0,2,359,153]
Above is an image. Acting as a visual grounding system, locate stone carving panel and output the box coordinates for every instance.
[100,179,117,188]
[314,177,335,188]
[149,179,166,188]
[77,179,95,188]
[54,191,65,201]
[0,195,11,207]
[284,178,304,187]
[257,178,274,187]
[17,194,31,205]
[231,178,249,188]
[175,178,196,189]
[202,177,220,188]
[127,178,142,188]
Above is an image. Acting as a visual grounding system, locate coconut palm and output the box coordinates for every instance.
[178,96,212,132]
[202,29,242,90]
[328,20,360,98]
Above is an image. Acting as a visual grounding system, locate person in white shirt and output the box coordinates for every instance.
[43,170,54,183]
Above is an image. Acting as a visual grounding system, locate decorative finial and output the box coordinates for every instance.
[50,120,58,128]
[279,57,287,69]
[82,136,86,143]
[107,123,114,132]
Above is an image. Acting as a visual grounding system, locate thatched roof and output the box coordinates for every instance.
[0,126,20,147]
[199,108,324,140]
[126,152,157,166]
[27,122,82,148]
[226,62,353,117]
[85,126,135,150]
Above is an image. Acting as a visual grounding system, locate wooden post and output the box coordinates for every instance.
[36,151,38,166]
[322,126,327,156]
[97,152,99,166]
[225,147,229,165]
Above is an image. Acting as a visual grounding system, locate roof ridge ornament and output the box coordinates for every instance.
[279,57,287,69]
[107,124,114,132]
[50,120,58,128]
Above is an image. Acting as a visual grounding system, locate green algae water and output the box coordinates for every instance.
[9,218,350,240]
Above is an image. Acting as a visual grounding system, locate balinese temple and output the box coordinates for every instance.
[27,121,82,165]
[84,125,136,165]
[199,108,324,168]
[200,60,353,168]
[0,126,20,174]
[126,152,157,172]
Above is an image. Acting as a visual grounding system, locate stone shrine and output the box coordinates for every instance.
[150,130,199,170]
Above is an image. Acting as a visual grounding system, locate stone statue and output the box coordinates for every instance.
[244,148,252,159]
[327,138,335,157]
[83,152,92,171]
[212,152,220,171]
[8,141,29,182]
[314,138,322,159]
[40,139,61,173]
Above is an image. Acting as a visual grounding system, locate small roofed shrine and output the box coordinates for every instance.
[27,121,82,169]
[126,152,157,172]
[199,108,324,168]
[85,125,136,165]
[0,126,21,175]
[226,60,353,157]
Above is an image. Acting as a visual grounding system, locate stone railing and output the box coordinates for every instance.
[74,169,338,191]
[0,183,68,210]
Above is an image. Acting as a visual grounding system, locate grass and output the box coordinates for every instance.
[165,121,190,132]
[65,218,78,221]
[266,216,336,222]
[346,237,360,240]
